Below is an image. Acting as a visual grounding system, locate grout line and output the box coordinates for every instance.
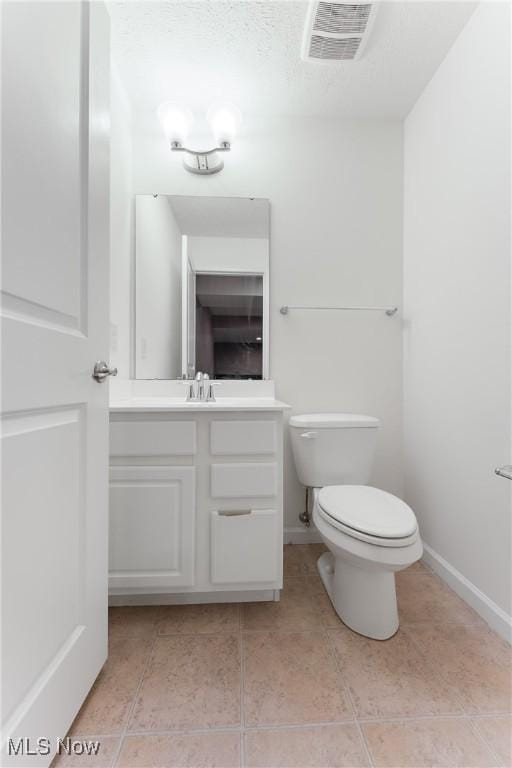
[117,711,512,737]
[467,715,505,767]
[242,718,357,732]
[354,711,512,724]
[70,710,512,742]
[316,593,375,768]
[123,725,243,737]
[354,721,375,768]
[298,548,376,768]
[111,625,159,768]
[239,603,246,768]
[240,626,329,636]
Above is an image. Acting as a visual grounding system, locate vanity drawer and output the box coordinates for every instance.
[210,509,279,584]
[210,420,277,455]
[211,462,277,498]
[110,420,196,456]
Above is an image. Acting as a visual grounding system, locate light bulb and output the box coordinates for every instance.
[157,102,194,145]
[207,103,242,146]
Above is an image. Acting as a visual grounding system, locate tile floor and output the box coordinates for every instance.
[53,544,512,768]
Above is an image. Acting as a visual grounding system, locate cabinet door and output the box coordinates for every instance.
[109,467,195,589]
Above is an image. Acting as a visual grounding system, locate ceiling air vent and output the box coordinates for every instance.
[302,1,379,62]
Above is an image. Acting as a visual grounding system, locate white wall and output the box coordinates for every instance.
[404,3,511,628]
[131,116,404,529]
[110,64,133,377]
[135,195,182,379]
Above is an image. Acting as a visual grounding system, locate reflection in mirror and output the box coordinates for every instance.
[195,274,263,379]
[135,195,269,380]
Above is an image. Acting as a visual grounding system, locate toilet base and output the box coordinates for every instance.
[317,551,399,640]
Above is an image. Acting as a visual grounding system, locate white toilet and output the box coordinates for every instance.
[290,413,422,640]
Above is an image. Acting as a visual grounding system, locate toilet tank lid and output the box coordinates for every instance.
[289,413,380,429]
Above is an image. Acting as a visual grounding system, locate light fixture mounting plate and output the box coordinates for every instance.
[183,151,224,175]
[170,142,230,175]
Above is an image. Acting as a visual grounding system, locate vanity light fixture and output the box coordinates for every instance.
[157,101,242,175]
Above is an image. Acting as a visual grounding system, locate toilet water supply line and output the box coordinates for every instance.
[299,487,311,527]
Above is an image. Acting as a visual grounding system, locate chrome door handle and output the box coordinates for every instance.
[495,465,512,480]
[92,361,118,382]
[301,431,318,439]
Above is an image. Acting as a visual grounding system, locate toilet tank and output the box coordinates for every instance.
[289,413,380,488]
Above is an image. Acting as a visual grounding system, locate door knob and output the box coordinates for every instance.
[92,361,118,382]
[495,465,512,480]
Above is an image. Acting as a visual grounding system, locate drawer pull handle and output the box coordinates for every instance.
[301,431,318,439]
[218,510,252,517]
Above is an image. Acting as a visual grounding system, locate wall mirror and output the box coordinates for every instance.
[135,195,269,380]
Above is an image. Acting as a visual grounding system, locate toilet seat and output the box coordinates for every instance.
[317,485,418,548]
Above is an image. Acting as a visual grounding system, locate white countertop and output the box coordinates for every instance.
[110,397,290,413]
[109,379,290,412]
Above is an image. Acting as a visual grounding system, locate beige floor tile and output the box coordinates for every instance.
[116,731,241,767]
[243,631,352,727]
[69,638,152,736]
[244,724,369,767]
[51,737,120,768]
[397,560,430,577]
[409,624,512,714]
[108,607,161,640]
[157,603,240,635]
[396,572,482,625]
[301,543,328,572]
[363,717,498,767]
[283,544,310,577]
[315,592,344,629]
[242,578,321,631]
[473,716,512,765]
[329,626,463,718]
[130,634,241,731]
[304,567,328,596]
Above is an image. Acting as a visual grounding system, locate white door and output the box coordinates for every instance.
[1,2,110,765]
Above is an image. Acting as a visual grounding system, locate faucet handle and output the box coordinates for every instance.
[206,383,216,402]
[195,371,203,381]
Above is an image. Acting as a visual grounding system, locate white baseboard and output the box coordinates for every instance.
[284,526,323,545]
[422,542,511,644]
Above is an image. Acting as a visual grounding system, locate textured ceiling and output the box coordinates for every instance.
[109,1,477,119]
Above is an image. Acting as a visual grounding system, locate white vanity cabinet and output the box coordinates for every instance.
[108,407,285,603]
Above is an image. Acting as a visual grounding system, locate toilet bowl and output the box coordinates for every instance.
[313,486,422,639]
[289,413,423,640]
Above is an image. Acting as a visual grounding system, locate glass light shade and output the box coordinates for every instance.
[157,102,194,145]
[206,103,242,145]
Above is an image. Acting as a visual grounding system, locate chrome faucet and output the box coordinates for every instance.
[196,371,205,401]
[186,371,215,402]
